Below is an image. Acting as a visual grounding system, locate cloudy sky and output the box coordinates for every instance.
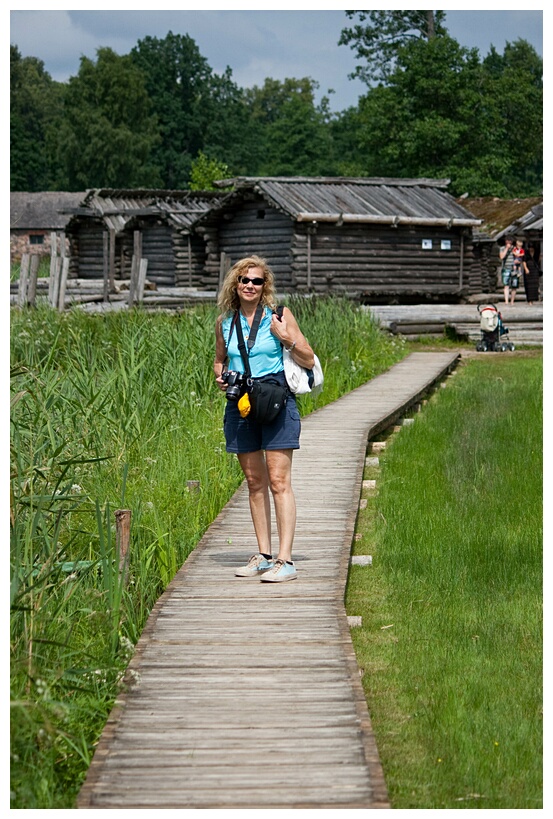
[10,6,543,112]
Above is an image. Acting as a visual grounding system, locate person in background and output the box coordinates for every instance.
[499,236,516,305]
[523,244,541,305]
[510,237,526,304]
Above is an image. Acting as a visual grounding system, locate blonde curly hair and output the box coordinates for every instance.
[217,255,277,316]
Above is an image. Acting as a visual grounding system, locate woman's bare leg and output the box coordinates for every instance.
[238,450,272,555]
[265,449,296,563]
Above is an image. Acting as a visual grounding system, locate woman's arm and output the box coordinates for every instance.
[214,316,228,390]
[270,307,315,369]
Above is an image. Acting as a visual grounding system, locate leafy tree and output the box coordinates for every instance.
[197,67,259,176]
[244,78,334,175]
[339,10,447,84]
[349,31,541,196]
[189,151,229,190]
[481,39,543,194]
[57,47,161,190]
[10,45,65,190]
[131,32,218,187]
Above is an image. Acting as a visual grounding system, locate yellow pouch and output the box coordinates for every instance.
[237,392,251,418]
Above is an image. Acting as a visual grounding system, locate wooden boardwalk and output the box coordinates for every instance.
[78,352,459,810]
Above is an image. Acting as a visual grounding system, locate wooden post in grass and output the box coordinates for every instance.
[57,232,69,313]
[48,232,58,306]
[58,254,70,311]
[115,509,131,585]
[103,231,110,302]
[27,254,40,306]
[18,254,30,307]
[137,258,148,304]
[109,228,116,294]
[128,231,142,306]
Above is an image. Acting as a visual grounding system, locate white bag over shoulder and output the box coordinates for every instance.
[283,347,324,396]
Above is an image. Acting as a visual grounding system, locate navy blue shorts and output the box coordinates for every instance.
[223,377,301,454]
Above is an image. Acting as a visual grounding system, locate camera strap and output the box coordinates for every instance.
[234,305,263,380]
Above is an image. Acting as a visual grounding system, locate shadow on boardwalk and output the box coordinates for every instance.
[78,351,459,809]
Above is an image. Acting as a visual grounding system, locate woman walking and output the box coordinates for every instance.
[214,256,314,582]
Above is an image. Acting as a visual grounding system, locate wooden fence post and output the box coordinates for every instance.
[128,231,142,306]
[48,232,58,306]
[103,231,110,302]
[128,256,139,306]
[187,234,193,287]
[27,255,40,306]
[137,258,148,304]
[18,254,30,307]
[459,233,465,289]
[115,509,131,584]
[109,228,116,293]
[58,257,70,311]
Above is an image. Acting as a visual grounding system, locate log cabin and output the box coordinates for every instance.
[459,197,543,294]
[63,189,224,287]
[194,176,483,303]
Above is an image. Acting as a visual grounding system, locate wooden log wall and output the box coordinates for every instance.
[139,222,175,287]
[291,223,476,296]
[67,220,133,282]
[198,200,295,290]
[173,232,207,288]
[469,241,501,293]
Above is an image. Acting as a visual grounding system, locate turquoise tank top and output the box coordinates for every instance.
[222,307,284,378]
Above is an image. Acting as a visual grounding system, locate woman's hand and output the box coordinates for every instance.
[271,308,315,369]
[213,360,228,392]
[270,312,291,346]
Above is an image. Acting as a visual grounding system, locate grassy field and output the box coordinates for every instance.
[347,351,542,809]
[10,298,406,808]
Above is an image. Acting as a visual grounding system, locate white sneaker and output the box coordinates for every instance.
[260,558,297,582]
[235,554,274,577]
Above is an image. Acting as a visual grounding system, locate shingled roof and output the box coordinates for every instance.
[212,176,482,227]
[10,191,86,230]
[458,196,543,239]
[64,188,224,233]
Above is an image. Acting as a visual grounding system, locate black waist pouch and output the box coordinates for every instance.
[249,374,288,424]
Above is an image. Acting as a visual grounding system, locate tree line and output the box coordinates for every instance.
[10,12,542,197]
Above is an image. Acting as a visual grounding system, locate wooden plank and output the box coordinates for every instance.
[77,352,459,810]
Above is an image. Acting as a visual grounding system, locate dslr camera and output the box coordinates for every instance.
[221,370,247,401]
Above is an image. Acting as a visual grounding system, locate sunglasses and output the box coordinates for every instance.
[238,275,265,286]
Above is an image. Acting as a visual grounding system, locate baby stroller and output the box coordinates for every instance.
[476,304,515,352]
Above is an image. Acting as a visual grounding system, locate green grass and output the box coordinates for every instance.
[10,298,406,808]
[347,353,542,809]
[11,256,50,282]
